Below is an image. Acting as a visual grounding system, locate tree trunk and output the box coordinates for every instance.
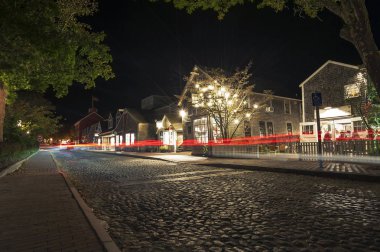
[0,82,6,142]
[331,0,380,96]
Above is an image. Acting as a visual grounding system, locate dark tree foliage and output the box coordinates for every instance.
[0,0,115,141]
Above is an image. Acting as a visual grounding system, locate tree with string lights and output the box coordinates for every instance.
[183,64,270,141]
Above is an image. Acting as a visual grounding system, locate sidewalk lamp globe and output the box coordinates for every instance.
[179,109,186,118]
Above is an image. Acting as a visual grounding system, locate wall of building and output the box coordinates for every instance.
[250,96,302,136]
[138,123,156,141]
[302,63,361,122]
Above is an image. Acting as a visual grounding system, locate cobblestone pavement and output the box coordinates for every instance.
[52,150,380,251]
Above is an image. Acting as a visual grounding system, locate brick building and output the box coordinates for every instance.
[73,108,104,144]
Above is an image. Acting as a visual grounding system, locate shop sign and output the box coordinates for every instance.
[344,84,360,99]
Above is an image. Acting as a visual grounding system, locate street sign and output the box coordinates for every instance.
[312,92,322,107]
[37,135,43,142]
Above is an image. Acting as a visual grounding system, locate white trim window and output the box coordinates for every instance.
[259,121,266,136]
[353,120,366,132]
[194,117,208,143]
[302,125,314,135]
[284,100,291,114]
[286,122,293,135]
[267,122,274,136]
[125,133,135,145]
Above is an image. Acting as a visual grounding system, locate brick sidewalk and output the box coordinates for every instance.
[0,150,105,251]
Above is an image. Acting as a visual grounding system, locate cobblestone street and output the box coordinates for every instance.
[52,150,380,251]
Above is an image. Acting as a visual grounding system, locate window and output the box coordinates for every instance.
[265,99,274,112]
[163,131,170,145]
[259,121,266,136]
[244,120,251,137]
[194,117,208,143]
[286,123,293,135]
[267,122,274,136]
[284,100,291,114]
[211,118,222,141]
[353,120,366,132]
[125,133,135,145]
[302,125,314,134]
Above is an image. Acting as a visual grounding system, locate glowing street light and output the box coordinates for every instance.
[179,109,187,118]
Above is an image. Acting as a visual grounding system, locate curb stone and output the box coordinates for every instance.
[50,152,121,252]
[86,150,380,183]
[0,151,38,178]
[197,163,380,183]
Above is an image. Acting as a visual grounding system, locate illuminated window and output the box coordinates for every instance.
[163,131,170,145]
[194,117,208,143]
[353,121,366,132]
[125,133,135,145]
[211,118,222,141]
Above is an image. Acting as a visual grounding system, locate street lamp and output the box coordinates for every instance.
[179,109,186,118]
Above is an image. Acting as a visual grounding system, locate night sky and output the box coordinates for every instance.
[47,0,380,129]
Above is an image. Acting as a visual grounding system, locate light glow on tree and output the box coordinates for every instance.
[184,64,270,140]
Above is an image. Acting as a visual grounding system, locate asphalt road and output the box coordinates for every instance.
[52,150,380,251]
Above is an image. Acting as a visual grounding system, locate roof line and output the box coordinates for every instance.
[252,92,301,101]
[74,111,104,126]
[299,60,359,87]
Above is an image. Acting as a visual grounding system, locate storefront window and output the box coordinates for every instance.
[194,117,208,143]
[125,133,135,145]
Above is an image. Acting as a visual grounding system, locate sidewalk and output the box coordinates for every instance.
[90,150,380,181]
[0,150,105,251]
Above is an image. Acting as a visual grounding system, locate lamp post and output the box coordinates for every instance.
[312,92,323,168]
